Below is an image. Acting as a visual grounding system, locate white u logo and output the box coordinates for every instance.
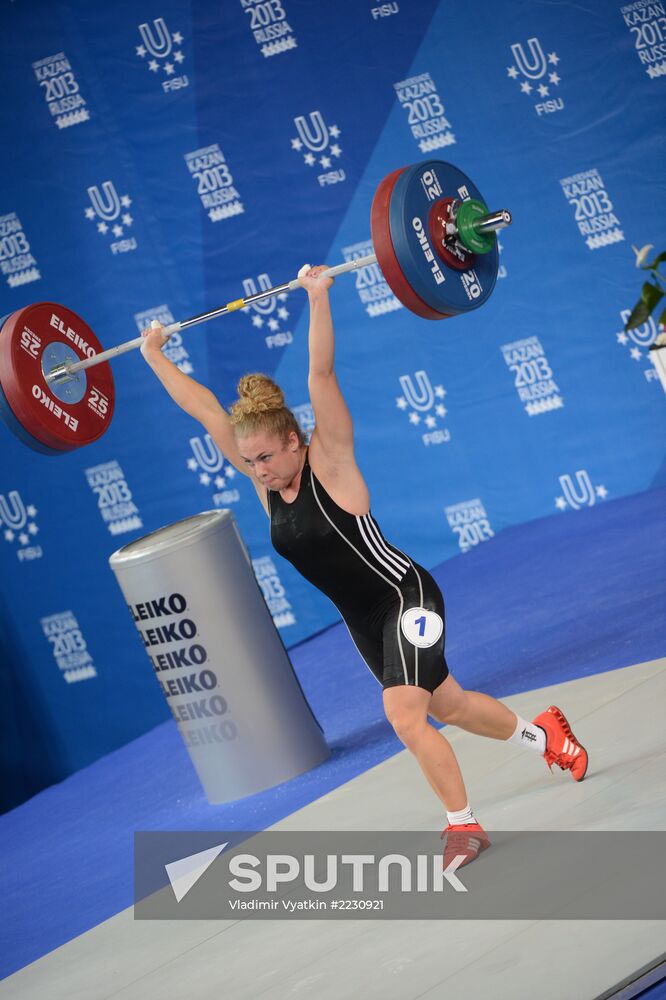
[190,435,224,473]
[621,310,657,347]
[139,18,172,59]
[399,371,434,412]
[87,182,120,221]
[511,37,547,80]
[294,112,329,152]
[559,471,595,510]
[242,274,276,316]
[0,491,27,530]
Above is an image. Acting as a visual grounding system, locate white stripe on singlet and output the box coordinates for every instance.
[360,514,409,577]
[362,516,424,686]
[309,474,410,685]
[356,515,406,581]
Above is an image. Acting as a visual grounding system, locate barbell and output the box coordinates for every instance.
[0,160,511,456]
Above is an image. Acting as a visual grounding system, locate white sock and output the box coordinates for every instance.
[507,716,546,753]
[446,803,476,826]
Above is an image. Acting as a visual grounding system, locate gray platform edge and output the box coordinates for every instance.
[594,953,666,1000]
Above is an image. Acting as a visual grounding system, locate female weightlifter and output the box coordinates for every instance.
[141,265,588,867]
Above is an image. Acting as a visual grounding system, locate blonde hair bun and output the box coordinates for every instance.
[233,373,285,418]
[228,375,307,449]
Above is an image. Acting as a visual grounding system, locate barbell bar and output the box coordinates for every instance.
[45,253,381,385]
[0,159,512,456]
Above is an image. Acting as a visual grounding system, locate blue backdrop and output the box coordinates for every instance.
[1,0,664,807]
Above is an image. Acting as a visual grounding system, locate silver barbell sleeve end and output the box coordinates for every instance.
[45,363,73,386]
[474,209,512,234]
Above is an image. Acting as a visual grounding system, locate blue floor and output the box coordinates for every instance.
[1,486,665,980]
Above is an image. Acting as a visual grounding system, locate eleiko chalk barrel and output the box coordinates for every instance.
[109,509,329,803]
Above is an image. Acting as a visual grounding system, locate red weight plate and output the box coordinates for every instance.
[428,197,476,273]
[0,302,115,452]
[371,167,450,322]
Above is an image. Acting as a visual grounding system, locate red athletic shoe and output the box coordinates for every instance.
[532,705,589,781]
[440,822,490,870]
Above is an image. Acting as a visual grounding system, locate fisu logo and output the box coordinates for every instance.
[242,275,292,349]
[507,37,563,115]
[399,371,435,412]
[186,435,238,490]
[84,182,136,252]
[138,18,173,58]
[615,312,662,383]
[136,19,188,91]
[555,471,608,511]
[396,371,449,445]
[0,491,41,557]
[291,112,344,185]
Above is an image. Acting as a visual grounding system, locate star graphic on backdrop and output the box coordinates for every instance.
[97,222,108,235]
[28,523,38,535]
[27,505,37,518]
[435,404,447,418]
[164,62,174,75]
[396,397,408,410]
[616,331,629,345]
[120,195,132,208]
[173,31,183,44]
[555,496,567,510]
[320,155,331,169]
[304,153,315,166]
[278,293,288,302]
[19,533,29,545]
[85,207,95,220]
[136,45,147,58]
[112,224,123,238]
[595,485,608,499]
[187,458,198,471]
[548,52,560,65]
[630,347,643,360]
[549,71,560,85]
[507,65,519,79]
[268,318,279,332]
[4,529,14,542]
[291,138,303,151]
[434,385,446,398]
[409,412,420,425]
[330,144,342,157]
[277,307,289,321]
[425,415,437,429]
[538,83,549,97]
[149,59,159,72]
[329,125,340,138]
[174,51,184,64]
[252,315,264,328]
[200,472,211,486]
[225,466,236,478]
[215,476,226,489]
[122,213,133,227]
[520,81,532,94]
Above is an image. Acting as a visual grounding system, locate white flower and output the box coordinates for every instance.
[632,244,654,267]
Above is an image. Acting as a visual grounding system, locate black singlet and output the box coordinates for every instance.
[269,450,449,693]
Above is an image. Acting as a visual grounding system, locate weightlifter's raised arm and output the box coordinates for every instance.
[139,325,218,419]
[299,265,355,456]
[139,324,249,474]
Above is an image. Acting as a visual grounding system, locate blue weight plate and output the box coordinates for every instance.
[388,160,499,315]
